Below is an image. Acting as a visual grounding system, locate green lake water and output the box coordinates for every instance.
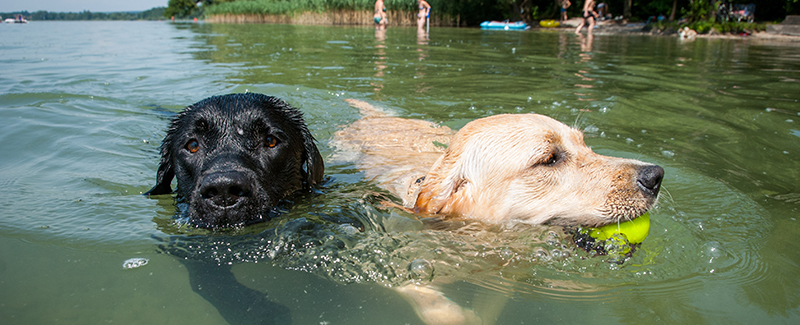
[1,21,799,324]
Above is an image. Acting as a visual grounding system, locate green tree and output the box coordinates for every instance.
[684,0,713,23]
[165,0,199,18]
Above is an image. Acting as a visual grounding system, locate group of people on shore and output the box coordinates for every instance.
[374,0,430,31]
[374,0,607,36]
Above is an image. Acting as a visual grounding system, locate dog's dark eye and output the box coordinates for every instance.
[538,152,559,167]
[545,153,558,165]
[265,136,278,148]
[186,140,200,153]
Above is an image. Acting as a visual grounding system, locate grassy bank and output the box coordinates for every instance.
[202,0,502,27]
[204,1,459,27]
[205,9,454,26]
[204,0,415,16]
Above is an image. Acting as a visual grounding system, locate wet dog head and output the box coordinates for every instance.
[147,93,323,229]
[414,114,663,227]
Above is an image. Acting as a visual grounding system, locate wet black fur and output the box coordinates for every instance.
[146,93,324,228]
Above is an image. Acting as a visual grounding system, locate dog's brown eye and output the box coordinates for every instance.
[541,152,559,166]
[266,136,278,148]
[186,140,200,153]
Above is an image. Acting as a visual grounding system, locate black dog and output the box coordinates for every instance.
[147,93,323,228]
[147,93,325,324]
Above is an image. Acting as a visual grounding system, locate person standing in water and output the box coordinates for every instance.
[575,0,597,35]
[374,0,388,30]
[417,0,431,31]
[560,0,571,22]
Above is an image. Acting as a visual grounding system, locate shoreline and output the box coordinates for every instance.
[556,17,800,44]
[206,10,458,27]
[203,12,800,44]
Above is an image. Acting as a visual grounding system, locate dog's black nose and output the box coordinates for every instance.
[637,165,664,197]
[199,172,253,208]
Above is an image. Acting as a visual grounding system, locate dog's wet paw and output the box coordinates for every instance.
[396,285,482,325]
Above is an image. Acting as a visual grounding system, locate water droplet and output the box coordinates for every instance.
[408,259,434,281]
[701,241,725,259]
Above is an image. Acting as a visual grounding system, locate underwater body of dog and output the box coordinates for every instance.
[332,99,664,324]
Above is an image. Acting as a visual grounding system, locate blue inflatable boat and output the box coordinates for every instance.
[480,21,530,30]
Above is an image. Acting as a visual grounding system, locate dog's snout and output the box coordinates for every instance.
[637,165,664,196]
[199,172,253,208]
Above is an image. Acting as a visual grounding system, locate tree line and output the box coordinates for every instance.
[1,7,166,21]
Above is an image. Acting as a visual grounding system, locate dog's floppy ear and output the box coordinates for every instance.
[145,146,175,195]
[302,132,324,187]
[145,108,189,196]
[413,151,468,215]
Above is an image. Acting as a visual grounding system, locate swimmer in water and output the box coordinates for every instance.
[575,0,597,35]
[374,0,387,30]
[417,0,430,31]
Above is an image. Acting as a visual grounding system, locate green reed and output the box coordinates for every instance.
[204,0,420,16]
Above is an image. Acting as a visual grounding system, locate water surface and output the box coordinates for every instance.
[1,21,799,324]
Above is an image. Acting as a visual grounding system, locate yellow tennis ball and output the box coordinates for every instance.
[589,212,651,244]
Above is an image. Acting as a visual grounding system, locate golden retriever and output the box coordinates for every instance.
[679,26,698,40]
[333,99,664,324]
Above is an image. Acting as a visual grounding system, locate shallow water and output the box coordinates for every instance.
[1,21,799,324]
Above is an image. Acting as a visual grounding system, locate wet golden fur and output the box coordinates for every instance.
[333,99,663,325]
[334,99,660,228]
